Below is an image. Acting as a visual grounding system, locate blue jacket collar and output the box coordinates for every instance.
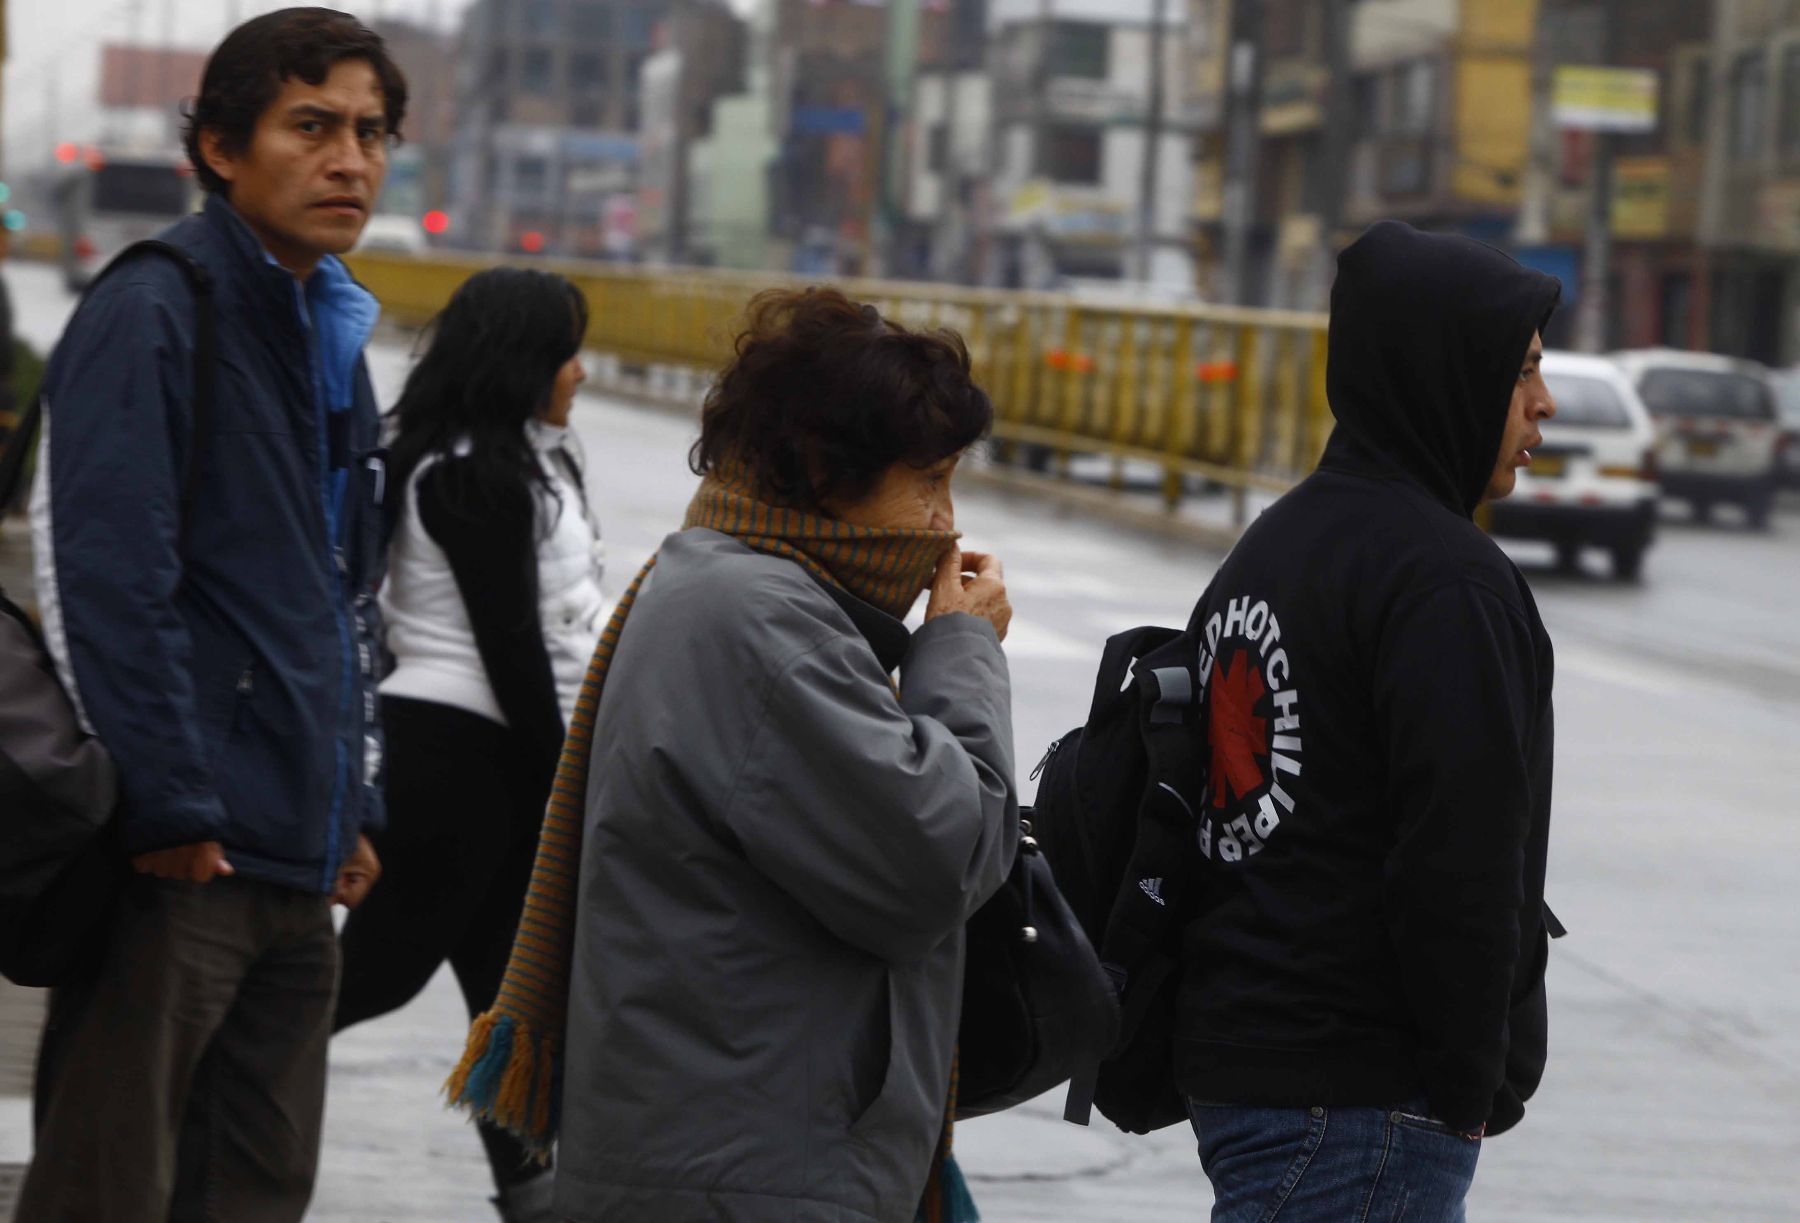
[200,193,379,408]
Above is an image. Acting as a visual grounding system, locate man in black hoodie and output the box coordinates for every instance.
[1176,221,1560,1220]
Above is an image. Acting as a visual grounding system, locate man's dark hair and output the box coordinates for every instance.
[182,7,408,195]
[690,288,994,511]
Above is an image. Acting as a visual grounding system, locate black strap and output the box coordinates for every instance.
[0,239,216,540]
[1543,900,1567,940]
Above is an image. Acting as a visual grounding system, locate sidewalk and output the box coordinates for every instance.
[0,518,41,1220]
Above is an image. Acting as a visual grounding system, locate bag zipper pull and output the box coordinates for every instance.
[1028,737,1062,782]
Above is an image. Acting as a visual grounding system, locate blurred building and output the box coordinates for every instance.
[636,0,745,263]
[980,0,1195,290]
[372,19,459,228]
[1188,0,1541,308]
[95,45,208,151]
[1521,0,1713,352]
[761,0,954,277]
[448,0,665,255]
[1699,0,1800,366]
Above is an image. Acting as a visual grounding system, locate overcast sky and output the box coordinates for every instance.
[3,0,466,175]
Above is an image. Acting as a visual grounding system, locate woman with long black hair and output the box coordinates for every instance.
[334,267,602,1223]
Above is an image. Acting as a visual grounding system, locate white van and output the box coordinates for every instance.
[1489,351,1659,580]
[51,153,199,292]
[1611,348,1781,528]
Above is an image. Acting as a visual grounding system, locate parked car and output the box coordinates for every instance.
[1490,351,1659,580]
[1611,348,1781,528]
[1772,369,1800,490]
[354,213,428,255]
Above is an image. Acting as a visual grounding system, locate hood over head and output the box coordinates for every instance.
[1323,221,1561,517]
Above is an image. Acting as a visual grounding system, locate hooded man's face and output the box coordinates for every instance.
[1485,332,1558,502]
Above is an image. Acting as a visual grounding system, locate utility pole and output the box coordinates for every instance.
[1219,0,1263,306]
[1306,0,1354,309]
[1131,0,1170,283]
[1575,0,1622,353]
[878,0,923,277]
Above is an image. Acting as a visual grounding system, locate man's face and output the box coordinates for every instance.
[201,58,390,277]
[1486,331,1557,502]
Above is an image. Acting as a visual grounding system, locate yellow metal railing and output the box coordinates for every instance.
[347,251,1333,522]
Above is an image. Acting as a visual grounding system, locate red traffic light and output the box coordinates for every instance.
[422,210,449,235]
[520,230,546,254]
[55,142,79,164]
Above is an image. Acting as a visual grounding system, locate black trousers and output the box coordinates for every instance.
[334,696,551,1191]
[23,876,338,1222]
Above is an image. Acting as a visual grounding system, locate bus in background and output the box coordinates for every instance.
[51,152,198,293]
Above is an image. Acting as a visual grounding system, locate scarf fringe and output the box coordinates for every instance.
[444,1012,558,1162]
[915,1153,980,1223]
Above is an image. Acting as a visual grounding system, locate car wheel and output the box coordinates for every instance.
[1692,499,1713,525]
[1611,542,1646,582]
[1554,541,1582,573]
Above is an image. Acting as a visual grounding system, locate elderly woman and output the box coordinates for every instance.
[449,287,1018,1223]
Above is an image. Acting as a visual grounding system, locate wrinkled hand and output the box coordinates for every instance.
[331,834,381,909]
[132,841,234,883]
[924,548,1012,642]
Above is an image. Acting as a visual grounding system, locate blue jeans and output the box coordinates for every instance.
[1188,1098,1480,1222]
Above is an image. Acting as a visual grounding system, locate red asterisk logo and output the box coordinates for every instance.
[1209,649,1268,809]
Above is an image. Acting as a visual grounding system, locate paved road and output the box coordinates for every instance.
[6,260,1800,1220]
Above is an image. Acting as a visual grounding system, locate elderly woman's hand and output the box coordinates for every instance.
[924,548,1012,641]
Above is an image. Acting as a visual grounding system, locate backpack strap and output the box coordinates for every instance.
[0,240,216,542]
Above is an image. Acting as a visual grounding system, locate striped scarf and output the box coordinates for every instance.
[445,471,979,1222]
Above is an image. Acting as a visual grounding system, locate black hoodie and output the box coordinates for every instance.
[1174,222,1561,1136]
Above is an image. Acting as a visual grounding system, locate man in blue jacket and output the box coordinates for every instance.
[21,10,405,1219]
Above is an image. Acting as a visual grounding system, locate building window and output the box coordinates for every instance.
[522,0,557,38]
[514,156,551,197]
[1731,50,1767,159]
[570,51,606,90]
[1048,22,1109,80]
[487,48,512,89]
[1041,124,1103,185]
[570,2,610,41]
[928,125,950,174]
[621,4,660,48]
[1191,0,1219,56]
[1781,47,1800,160]
[522,47,555,94]
[1393,60,1437,136]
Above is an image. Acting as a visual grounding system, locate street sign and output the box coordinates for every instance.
[1612,157,1670,239]
[1553,66,1659,133]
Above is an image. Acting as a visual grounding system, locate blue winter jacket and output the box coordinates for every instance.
[31,194,387,893]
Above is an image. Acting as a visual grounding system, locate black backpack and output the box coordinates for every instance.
[1029,623,1208,1134]
[0,240,216,987]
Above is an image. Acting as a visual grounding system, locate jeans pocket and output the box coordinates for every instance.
[1188,1102,1331,1223]
[1388,1100,1480,1141]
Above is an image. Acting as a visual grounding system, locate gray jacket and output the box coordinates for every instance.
[556,528,1018,1222]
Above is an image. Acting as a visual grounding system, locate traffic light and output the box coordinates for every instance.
[54,142,79,164]
[2,211,27,233]
[422,210,449,235]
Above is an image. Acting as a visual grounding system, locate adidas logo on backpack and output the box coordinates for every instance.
[1138,877,1166,906]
